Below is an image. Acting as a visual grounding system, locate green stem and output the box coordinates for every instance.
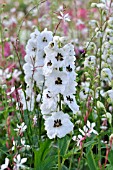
[98,8,103,163]
[58,148,61,170]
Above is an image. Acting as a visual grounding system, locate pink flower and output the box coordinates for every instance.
[77,8,87,19]
[4,42,11,57]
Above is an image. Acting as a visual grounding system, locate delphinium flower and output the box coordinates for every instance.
[24,28,53,89]
[17,88,35,111]
[44,111,74,139]
[22,28,53,112]
[84,55,96,68]
[41,36,79,138]
[79,82,90,100]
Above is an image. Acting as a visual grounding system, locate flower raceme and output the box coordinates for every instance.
[22,28,79,139]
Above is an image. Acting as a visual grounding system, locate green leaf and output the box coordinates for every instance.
[58,136,70,157]
[106,165,113,170]
[108,150,113,166]
[86,150,98,170]
[34,139,56,170]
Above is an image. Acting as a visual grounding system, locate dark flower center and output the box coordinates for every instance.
[54,119,62,127]
[66,96,73,103]
[88,57,91,61]
[32,47,37,52]
[43,53,46,58]
[26,96,30,101]
[55,77,62,85]
[55,53,64,61]
[83,90,86,94]
[43,37,47,42]
[50,42,54,48]
[46,94,51,98]
[47,60,52,66]
[66,65,72,72]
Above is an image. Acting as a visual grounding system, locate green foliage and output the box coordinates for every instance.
[86,149,99,170]
[34,139,57,170]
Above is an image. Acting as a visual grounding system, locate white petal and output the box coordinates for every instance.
[17,154,21,162]
[1,164,7,170]
[60,11,63,16]
[5,158,9,166]
[21,158,27,164]
[79,128,85,136]
[57,16,63,20]
[87,120,91,128]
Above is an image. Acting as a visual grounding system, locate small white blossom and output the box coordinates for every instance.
[14,122,27,135]
[0,158,9,170]
[57,11,71,22]
[13,154,27,170]
[12,140,18,151]
[79,120,98,137]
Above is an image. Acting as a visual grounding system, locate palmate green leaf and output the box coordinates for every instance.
[34,139,56,170]
[86,150,99,170]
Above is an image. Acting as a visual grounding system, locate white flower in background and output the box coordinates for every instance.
[72,135,84,148]
[12,140,18,151]
[101,67,112,81]
[79,120,98,137]
[36,94,41,103]
[84,55,96,68]
[12,69,22,81]
[7,86,15,95]
[14,122,27,135]
[57,11,71,22]
[79,82,90,100]
[33,115,38,126]
[13,154,27,170]
[104,89,113,102]
[18,88,35,111]
[20,138,30,151]
[0,158,9,170]
[44,111,74,139]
